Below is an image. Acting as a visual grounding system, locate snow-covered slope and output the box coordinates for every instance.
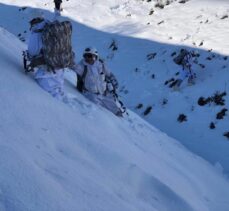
[1,24,229,210]
[0,1,229,210]
[1,0,228,175]
[68,0,229,174]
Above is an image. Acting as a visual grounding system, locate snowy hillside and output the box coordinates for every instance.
[0,0,229,210]
[0,0,228,175]
[1,24,229,211]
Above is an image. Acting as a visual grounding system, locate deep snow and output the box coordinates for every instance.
[0,0,229,210]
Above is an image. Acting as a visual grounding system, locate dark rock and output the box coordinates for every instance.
[164,78,175,85]
[199,64,205,68]
[134,68,139,72]
[198,91,227,107]
[212,91,226,106]
[19,37,25,42]
[147,53,157,60]
[179,0,189,3]
[155,3,164,9]
[223,132,229,139]
[209,122,216,129]
[149,9,154,15]
[216,108,228,120]
[221,15,228,20]
[162,98,168,105]
[143,106,152,116]
[169,79,179,88]
[157,20,165,25]
[19,7,27,11]
[199,41,204,46]
[136,103,143,109]
[177,114,187,122]
[198,97,207,106]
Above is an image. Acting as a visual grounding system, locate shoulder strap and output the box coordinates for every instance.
[98,59,106,77]
[81,65,88,91]
[99,58,104,64]
[33,28,44,33]
[77,65,88,92]
[81,65,88,81]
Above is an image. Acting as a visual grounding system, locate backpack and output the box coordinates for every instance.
[41,20,75,70]
[173,49,189,65]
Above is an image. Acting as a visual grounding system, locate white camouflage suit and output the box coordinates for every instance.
[178,53,195,83]
[73,59,123,116]
[28,17,65,100]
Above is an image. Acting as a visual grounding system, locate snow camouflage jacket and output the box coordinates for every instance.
[74,59,118,95]
[28,19,47,57]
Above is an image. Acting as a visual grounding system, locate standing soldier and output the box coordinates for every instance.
[73,47,127,117]
[54,0,63,17]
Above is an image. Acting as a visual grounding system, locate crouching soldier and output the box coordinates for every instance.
[171,49,196,90]
[73,47,127,117]
[25,9,74,100]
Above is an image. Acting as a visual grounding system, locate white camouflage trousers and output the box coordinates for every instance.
[83,92,122,116]
[34,68,65,100]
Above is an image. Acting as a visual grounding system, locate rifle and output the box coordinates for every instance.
[22,50,45,73]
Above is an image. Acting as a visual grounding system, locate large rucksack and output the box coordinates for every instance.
[41,20,75,70]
